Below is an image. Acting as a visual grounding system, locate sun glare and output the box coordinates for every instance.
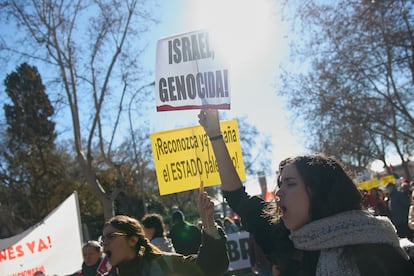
[187,0,276,66]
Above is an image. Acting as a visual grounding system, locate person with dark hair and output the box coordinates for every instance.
[198,109,414,275]
[101,190,228,275]
[386,182,412,239]
[169,210,202,255]
[371,187,391,217]
[141,213,175,253]
[223,217,239,234]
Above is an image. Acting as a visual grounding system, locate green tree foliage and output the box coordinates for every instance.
[0,64,105,239]
[279,0,414,178]
[0,63,71,236]
[4,63,56,150]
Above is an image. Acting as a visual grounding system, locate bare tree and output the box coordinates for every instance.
[279,0,414,179]
[0,0,157,219]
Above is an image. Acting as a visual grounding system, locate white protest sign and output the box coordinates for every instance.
[226,231,251,271]
[0,192,83,276]
[155,29,231,111]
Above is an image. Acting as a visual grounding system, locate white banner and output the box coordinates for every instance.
[226,231,251,271]
[0,192,83,276]
[155,29,231,112]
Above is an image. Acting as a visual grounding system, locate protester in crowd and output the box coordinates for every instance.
[233,217,243,231]
[168,210,202,255]
[141,213,176,253]
[409,190,414,233]
[100,189,229,275]
[223,217,240,234]
[198,109,414,275]
[360,188,372,211]
[374,187,392,217]
[248,233,273,276]
[363,187,391,217]
[386,182,413,239]
[71,240,104,276]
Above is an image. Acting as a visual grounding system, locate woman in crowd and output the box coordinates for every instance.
[141,213,175,253]
[101,189,228,276]
[198,109,414,275]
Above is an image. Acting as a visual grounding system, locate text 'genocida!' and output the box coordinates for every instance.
[159,32,229,103]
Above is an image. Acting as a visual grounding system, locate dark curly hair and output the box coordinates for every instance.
[265,154,363,275]
[276,153,362,222]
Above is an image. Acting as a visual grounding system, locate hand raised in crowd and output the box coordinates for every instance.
[198,183,215,228]
[198,109,221,138]
[198,109,243,192]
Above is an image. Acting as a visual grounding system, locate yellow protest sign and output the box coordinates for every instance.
[379,175,396,186]
[357,175,396,190]
[151,120,246,195]
[357,178,379,191]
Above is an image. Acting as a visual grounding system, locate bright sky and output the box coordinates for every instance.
[0,0,395,195]
[144,0,307,195]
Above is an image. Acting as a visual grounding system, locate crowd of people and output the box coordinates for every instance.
[360,181,414,240]
[72,188,229,276]
[72,109,414,275]
[198,109,414,275]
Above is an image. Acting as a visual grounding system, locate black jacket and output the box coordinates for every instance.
[223,187,414,276]
[105,227,229,276]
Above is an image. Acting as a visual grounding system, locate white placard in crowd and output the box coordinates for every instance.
[0,192,83,276]
[226,231,251,271]
[155,29,231,111]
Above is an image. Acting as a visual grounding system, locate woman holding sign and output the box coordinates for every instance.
[198,109,414,275]
[100,188,228,276]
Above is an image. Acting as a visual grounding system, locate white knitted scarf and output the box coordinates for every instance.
[289,210,407,276]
